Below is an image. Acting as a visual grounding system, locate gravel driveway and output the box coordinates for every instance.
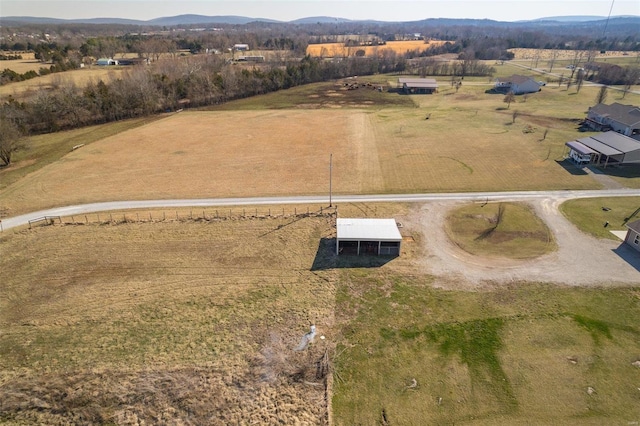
[407,199,640,288]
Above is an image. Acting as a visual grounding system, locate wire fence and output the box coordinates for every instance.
[28,206,339,228]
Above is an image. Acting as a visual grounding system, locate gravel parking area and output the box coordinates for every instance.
[407,199,640,289]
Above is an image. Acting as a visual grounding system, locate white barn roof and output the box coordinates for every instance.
[337,218,402,241]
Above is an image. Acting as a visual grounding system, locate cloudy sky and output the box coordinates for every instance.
[1,0,638,22]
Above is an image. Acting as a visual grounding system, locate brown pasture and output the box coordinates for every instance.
[306,40,446,57]
[2,80,612,216]
[507,48,635,60]
[0,214,340,424]
[0,67,124,98]
[0,110,382,215]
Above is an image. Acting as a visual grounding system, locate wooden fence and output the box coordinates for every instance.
[55,206,338,227]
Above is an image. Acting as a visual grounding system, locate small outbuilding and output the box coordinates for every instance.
[336,218,402,256]
[624,219,640,253]
[96,58,118,66]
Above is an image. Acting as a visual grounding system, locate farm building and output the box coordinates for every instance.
[336,218,402,256]
[494,75,541,94]
[584,103,640,137]
[565,131,640,167]
[96,58,118,66]
[397,77,438,94]
[118,58,149,66]
[236,55,265,62]
[233,44,250,51]
[624,219,640,253]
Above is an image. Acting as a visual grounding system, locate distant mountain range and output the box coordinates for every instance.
[1,14,638,27]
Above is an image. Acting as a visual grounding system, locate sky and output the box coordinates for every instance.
[1,0,639,22]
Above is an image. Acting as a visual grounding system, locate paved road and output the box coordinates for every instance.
[2,188,639,231]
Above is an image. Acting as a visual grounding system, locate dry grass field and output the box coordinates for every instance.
[2,68,640,425]
[508,48,637,60]
[0,213,340,424]
[0,67,124,98]
[0,109,381,215]
[6,78,637,216]
[306,40,447,57]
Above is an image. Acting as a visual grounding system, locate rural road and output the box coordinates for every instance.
[1,188,639,231]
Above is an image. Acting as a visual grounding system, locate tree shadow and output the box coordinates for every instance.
[611,243,640,273]
[555,159,589,175]
[310,237,397,270]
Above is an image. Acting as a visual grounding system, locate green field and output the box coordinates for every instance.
[333,275,640,425]
[445,202,556,258]
[560,197,640,239]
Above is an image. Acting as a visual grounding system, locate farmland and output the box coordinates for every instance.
[5,75,639,217]
[1,54,640,424]
[306,40,447,57]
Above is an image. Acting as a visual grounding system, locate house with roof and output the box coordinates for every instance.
[565,131,640,167]
[494,75,541,95]
[397,77,438,94]
[585,103,640,137]
[624,219,640,253]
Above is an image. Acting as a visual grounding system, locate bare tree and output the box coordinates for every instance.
[575,68,585,93]
[503,91,515,109]
[595,85,608,105]
[547,49,559,73]
[622,68,640,99]
[0,119,25,166]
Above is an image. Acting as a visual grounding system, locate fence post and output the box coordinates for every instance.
[149,212,152,221]
[71,215,75,223]
[283,208,285,217]
[163,212,166,221]
[176,211,179,220]
[110,213,113,222]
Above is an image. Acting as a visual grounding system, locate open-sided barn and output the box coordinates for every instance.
[565,131,640,167]
[336,218,402,256]
[397,77,438,94]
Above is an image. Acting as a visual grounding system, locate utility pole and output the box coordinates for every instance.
[329,153,333,207]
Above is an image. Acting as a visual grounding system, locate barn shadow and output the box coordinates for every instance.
[555,159,589,175]
[611,243,640,273]
[310,238,397,270]
[594,164,640,179]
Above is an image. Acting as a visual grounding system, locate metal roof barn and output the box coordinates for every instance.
[566,131,640,166]
[336,218,402,256]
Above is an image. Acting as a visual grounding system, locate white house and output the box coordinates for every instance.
[624,219,640,253]
[233,44,250,51]
[494,75,541,95]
